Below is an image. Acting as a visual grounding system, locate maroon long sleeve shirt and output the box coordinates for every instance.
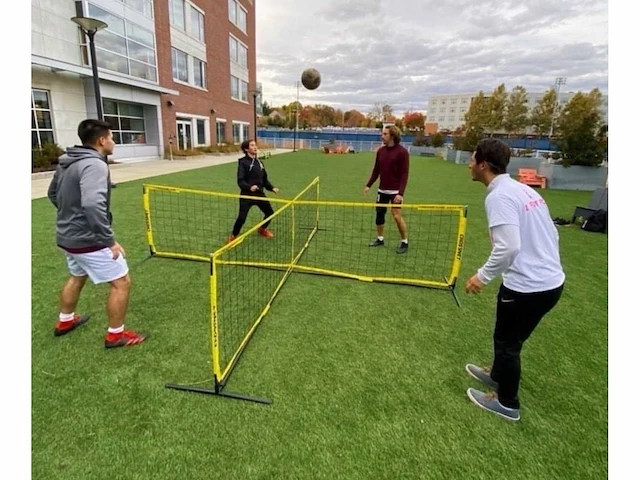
[366,144,410,195]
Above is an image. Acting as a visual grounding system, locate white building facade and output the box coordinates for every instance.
[426,91,608,132]
[31,0,178,162]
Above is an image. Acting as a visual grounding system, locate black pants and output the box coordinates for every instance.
[232,191,274,236]
[375,192,402,226]
[491,282,564,409]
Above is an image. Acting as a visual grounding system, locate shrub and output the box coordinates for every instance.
[32,143,64,172]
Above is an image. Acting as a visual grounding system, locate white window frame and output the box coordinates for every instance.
[175,113,211,147]
[228,0,247,34]
[103,99,148,145]
[122,0,154,19]
[169,0,186,30]
[229,34,248,68]
[171,0,206,44]
[83,1,158,83]
[216,119,227,145]
[230,75,248,102]
[188,3,205,43]
[232,120,250,144]
[32,89,55,148]
[171,47,189,83]
[193,57,206,89]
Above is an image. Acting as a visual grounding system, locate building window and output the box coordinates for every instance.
[232,121,249,144]
[231,76,248,101]
[171,0,205,43]
[196,119,206,145]
[169,0,185,30]
[228,0,247,34]
[232,123,241,143]
[123,0,153,18]
[189,5,205,42]
[32,89,55,148]
[83,3,157,82]
[194,58,206,88]
[103,100,147,145]
[229,35,248,68]
[216,121,226,144]
[172,48,188,82]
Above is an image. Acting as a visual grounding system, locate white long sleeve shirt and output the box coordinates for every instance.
[477,174,565,293]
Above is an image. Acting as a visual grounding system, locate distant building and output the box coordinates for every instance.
[426,90,608,132]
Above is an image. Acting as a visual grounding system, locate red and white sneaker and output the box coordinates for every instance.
[105,330,147,349]
[54,314,90,337]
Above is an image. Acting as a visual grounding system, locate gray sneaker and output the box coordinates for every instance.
[396,242,408,254]
[466,388,520,421]
[369,238,384,247]
[465,364,499,390]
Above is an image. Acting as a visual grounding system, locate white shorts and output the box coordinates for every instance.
[64,247,129,284]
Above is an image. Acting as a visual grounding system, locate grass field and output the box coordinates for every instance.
[31,151,607,479]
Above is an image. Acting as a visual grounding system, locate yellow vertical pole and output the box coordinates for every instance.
[210,254,222,379]
[448,207,468,285]
[142,185,156,254]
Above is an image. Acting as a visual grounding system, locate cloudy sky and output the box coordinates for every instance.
[255,0,608,114]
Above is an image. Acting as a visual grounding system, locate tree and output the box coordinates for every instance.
[260,101,272,117]
[381,104,394,122]
[530,89,557,137]
[555,89,606,167]
[503,86,529,136]
[344,110,366,128]
[487,84,508,135]
[431,132,445,148]
[457,92,490,151]
[403,111,426,131]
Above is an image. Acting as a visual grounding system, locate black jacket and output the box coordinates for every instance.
[237,154,275,194]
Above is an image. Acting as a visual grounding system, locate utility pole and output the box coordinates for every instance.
[549,77,566,138]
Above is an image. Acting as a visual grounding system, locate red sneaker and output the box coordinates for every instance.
[54,314,90,337]
[105,330,147,349]
[227,234,236,244]
[258,227,274,238]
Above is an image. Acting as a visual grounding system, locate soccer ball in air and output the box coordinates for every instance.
[301,68,321,90]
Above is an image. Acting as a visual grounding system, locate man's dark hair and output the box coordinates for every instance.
[77,119,112,146]
[474,138,511,174]
[241,139,255,154]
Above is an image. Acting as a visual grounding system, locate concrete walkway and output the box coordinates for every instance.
[31,149,293,200]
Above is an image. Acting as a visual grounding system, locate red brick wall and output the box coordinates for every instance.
[156,0,256,149]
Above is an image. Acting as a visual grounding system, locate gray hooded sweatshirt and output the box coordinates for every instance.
[47,146,115,250]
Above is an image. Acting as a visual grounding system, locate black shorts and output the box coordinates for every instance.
[376,192,403,206]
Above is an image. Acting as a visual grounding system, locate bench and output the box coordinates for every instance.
[518,168,547,188]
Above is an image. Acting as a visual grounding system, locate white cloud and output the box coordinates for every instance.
[256,0,608,114]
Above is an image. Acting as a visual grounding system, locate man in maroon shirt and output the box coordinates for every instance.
[363,125,410,254]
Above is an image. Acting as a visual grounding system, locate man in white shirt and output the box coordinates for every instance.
[464,138,565,421]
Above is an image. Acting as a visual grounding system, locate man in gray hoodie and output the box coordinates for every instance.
[48,119,146,348]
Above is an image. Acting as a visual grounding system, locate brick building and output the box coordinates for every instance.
[31,0,257,162]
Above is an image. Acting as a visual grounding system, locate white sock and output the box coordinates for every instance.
[59,312,74,322]
[108,325,124,334]
[377,236,384,241]
[402,238,408,244]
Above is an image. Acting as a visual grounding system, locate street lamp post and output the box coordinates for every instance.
[549,77,567,139]
[71,16,108,120]
[250,87,261,141]
[293,81,300,152]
